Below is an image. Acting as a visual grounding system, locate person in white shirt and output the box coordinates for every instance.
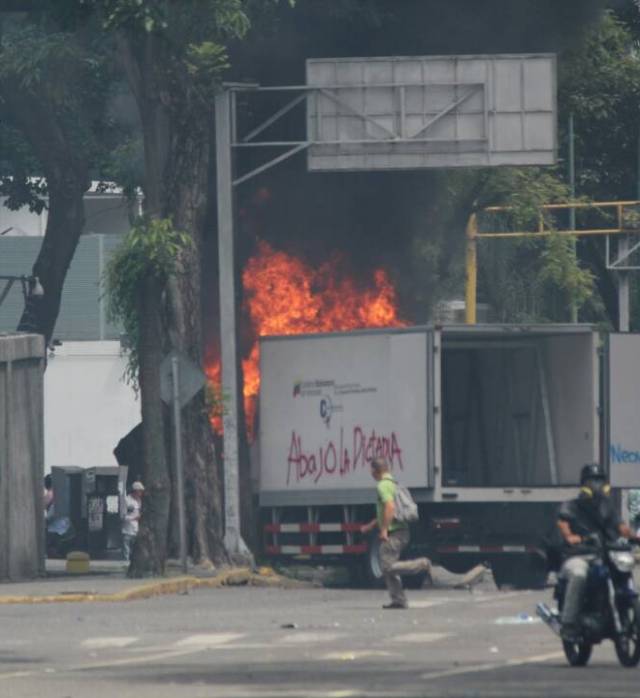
[122,481,145,562]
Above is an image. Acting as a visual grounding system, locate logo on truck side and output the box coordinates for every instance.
[610,443,640,464]
[319,395,343,427]
[293,379,335,397]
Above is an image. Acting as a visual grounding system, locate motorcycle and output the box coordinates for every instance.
[537,536,640,667]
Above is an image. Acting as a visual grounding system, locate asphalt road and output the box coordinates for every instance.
[0,583,638,698]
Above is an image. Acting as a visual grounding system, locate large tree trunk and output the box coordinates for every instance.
[18,175,87,342]
[129,274,172,576]
[118,30,227,573]
[165,115,228,567]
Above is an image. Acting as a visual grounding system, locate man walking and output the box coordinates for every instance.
[361,457,431,609]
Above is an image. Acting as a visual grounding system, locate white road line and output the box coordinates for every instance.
[409,598,453,608]
[0,670,35,680]
[174,633,245,647]
[473,591,533,603]
[319,650,396,661]
[390,632,451,643]
[75,647,210,671]
[82,637,139,649]
[420,650,564,681]
[277,632,343,644]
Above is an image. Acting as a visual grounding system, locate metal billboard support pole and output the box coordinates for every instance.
[215,89,250,560]
[568,113,578,324]
[170,356,188,573]
[618,235,630,332]
[465,213,478,324]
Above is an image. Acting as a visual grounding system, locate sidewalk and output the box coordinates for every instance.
[0,559,297,604]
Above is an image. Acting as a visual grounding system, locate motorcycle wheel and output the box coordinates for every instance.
[614,599,640,668]
[562,640,592,667]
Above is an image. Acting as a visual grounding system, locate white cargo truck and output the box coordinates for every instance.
[258,324,640,588]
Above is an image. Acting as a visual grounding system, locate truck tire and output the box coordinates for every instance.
[436,556,479,576]
[404,571,429,590]
[492,554,547,590]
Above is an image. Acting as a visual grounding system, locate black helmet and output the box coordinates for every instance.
[580,463,606,485]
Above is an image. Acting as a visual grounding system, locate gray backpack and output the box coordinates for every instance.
[392,479,419,522]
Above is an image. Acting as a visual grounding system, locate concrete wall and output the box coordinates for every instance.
[0,333,45,581]
[45,341,140,472]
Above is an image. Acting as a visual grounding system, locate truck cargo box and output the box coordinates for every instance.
[259,324,599,506]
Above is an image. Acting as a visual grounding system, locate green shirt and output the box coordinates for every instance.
[376,473,408,532]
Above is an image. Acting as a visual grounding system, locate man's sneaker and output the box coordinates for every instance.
[383,601,408,610]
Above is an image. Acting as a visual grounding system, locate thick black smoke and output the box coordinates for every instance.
[215,1,618,328]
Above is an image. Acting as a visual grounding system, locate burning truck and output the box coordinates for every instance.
[257,324,640,589]
[209,240,639,590]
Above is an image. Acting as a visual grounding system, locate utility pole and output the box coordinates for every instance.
[616,133,640,333]
[214,89,251,561]
[568,113,578,323]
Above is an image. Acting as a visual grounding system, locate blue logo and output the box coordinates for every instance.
[610,443,640,464]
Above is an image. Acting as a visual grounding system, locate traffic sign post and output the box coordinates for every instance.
[160,351,207,573]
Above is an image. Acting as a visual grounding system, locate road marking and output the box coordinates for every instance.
[0,671,35,680]
[390,632,450,643]
[494,615,541,625]
[410,598,453,608]
[174,633,244,647]
[319,650,396,661]
[278,632,342,644]
[82,637,139,649]
[473,591,532,603]
[420,650,563,681]
[76,647,210,671]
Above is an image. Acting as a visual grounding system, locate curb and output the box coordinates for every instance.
[0,567,308,605]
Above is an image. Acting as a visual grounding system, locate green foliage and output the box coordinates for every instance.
[476,167,570,229]
[0,123,47,213]
[0,23,82,93]
[105,217,192,387]
[559,10,640,199]
[0,10,123,202]
[473,168,597,322]
[539,233,595,312]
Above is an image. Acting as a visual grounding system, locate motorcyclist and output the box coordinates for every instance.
[556,463,636,641]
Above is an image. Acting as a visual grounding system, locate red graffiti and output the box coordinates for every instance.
[286,427,404,485]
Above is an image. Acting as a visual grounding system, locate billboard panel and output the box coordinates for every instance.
[609,333,640,487]
[306,54,556,171]
[258,331,429,495]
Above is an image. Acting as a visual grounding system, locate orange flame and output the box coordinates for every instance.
[209,239,406,440]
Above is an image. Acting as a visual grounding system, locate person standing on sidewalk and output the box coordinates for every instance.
[361,457,431,609]
[122,481,145,563]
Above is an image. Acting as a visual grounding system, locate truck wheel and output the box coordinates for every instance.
[491,560,513,589]
[404,571,429,590]
[436,556,478,576]
[492,555,547,590]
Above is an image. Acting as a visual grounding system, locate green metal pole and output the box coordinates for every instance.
[568,113,578,323]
